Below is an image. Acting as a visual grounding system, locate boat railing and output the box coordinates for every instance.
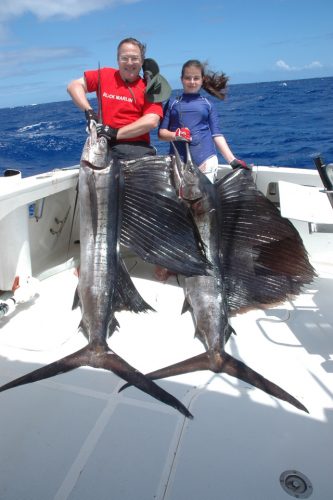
[0,167,79,292]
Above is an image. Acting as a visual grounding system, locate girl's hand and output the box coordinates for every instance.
[230,158,251,170]
[175,127,191,142]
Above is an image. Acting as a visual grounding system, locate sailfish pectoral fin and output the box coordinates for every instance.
[120,350,308,413]
[0,344,193,419]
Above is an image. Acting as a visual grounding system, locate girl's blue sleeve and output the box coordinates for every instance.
[208,101,223,137]
[159,100,171,130]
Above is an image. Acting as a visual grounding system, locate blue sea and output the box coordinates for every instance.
[0,76,332,177]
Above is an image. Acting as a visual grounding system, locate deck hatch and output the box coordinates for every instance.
[279,470,313,498]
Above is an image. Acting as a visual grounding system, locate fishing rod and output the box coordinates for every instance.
[98,61,104,125]
[313,156,333,210]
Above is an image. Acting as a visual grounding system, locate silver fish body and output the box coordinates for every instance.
[78,161,120,342]
[183,183,231,353]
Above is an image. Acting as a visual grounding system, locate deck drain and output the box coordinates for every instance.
[280,470,313,498]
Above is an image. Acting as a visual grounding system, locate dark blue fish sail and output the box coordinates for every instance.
[218,168,316,313]
[119,155,208,275]
[0,134,210,419]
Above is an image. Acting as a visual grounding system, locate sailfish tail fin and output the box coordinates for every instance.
[0,344,193,419]
[121,350,308,413]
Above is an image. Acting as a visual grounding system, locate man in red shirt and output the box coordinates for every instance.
[67,37,166,160]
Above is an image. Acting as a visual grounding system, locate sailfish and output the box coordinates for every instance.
[0,130,211,419]
[128,143,316,413]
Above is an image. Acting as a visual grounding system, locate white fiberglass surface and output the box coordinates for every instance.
[0,261,332,500]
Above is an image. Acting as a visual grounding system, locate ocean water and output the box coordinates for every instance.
[0,76,332,177]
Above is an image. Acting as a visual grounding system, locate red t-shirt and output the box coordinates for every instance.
[84,67,163,143]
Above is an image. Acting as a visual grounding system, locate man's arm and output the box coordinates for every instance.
[67,77,92,111]
[115,113,160,140]
[68,76,160,139]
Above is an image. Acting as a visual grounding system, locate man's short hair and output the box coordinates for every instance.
[117,38,146,60]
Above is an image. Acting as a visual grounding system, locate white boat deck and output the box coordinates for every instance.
[1,254,332,500]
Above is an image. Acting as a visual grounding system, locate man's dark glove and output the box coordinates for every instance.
[85,109,99,131]
[96,124,118,142]
[230,158,251,170]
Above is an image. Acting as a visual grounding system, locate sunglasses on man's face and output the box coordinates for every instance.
[119,56,141,64]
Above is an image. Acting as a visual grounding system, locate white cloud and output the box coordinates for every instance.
[276,59,292,70]
[305,61,323,69]
[275,59,323,71]
[0,46,87,78]
[0,0,140,21]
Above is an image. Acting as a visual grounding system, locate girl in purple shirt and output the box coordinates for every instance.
[159,60,248,182]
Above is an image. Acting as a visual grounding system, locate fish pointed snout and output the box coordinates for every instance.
[89,122,98,144]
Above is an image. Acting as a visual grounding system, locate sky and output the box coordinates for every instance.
[0,0,332,108]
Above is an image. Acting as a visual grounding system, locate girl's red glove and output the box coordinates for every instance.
[175,127,191,142]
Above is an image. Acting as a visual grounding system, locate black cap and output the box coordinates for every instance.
[143,58,172,103]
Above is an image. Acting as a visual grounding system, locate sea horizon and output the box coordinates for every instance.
[0,75,332,176]
[1,75,332,111]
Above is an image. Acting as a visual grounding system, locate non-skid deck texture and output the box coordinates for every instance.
[0,261,332,500]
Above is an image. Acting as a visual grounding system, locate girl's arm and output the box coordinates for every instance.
[158,128,177,141]
[213,135,236,164]
[214,135,249,169]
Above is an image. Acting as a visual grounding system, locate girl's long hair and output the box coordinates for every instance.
[181,59,229,100]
